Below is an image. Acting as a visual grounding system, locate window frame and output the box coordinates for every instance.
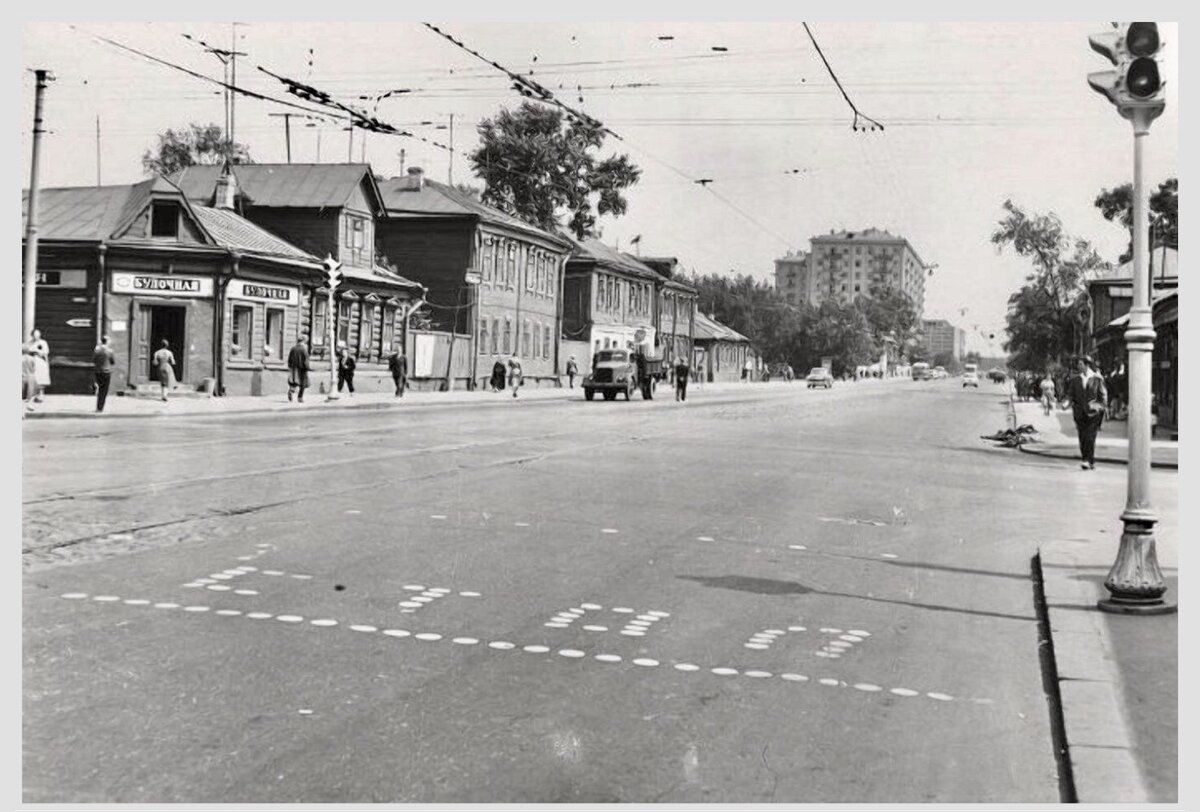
[265,306,286,364]
[231,304,253,359]
[337,300,352,347]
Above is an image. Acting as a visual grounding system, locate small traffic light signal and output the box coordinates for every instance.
[1088,22,1165,115]
[323,255,343,290]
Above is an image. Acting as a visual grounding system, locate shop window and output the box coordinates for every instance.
[265,308,286,362]
[231,305,253,358]
[150,203,180,238]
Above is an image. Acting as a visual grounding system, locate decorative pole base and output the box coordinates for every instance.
[1097,519,1177,615]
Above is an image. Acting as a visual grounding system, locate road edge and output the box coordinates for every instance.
[1033,544,1150,804]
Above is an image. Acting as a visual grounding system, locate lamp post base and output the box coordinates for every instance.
[1097,597,1177,615]
[1098,519,1176,615]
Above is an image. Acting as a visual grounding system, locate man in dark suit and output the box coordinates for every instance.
[388,347,408,398]
[1067,355,1107,470]
[287,335,310,403]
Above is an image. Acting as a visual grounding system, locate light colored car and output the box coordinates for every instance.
[962,371,979,388]
[806,367,833,389]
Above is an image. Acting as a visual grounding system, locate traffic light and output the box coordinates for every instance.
[322,255,343,291]
[1088,22,1165,115]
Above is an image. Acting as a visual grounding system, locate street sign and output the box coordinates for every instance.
[464,271,482,285]
[65,318,92,328]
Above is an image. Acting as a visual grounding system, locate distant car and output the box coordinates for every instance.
[962,371,979,388]
[806,367,833,389]
[987,369,1007,383]
[933,366,947,379]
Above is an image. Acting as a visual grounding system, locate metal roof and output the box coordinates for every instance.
[378,175,570,247]
[193,207,318,264]
[171,164,383,212]
[693,311,751,343]
[566,237,661,281]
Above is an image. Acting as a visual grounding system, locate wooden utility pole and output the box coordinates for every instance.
[448,113,454,185]
[269,113,293,162]
[23,69,53,342]
[95,115,101,186]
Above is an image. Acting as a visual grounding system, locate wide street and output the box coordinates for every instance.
[22,377,1173,803]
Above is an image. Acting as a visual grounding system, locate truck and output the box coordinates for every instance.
[911,361,931,381]
[583,348,663,401]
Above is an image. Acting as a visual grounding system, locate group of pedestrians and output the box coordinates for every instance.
[489,357,524,397]
[285,337,409,403]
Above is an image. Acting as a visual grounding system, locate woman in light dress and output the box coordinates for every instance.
[153,339,177,401]
[27,329,50,401]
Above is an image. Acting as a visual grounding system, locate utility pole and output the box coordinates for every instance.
[346,125,354,162]
[23,69,53,342]
[95,115,101,186]
[269,113,293,162]
[399,148,405,175]
[448,113,454,185]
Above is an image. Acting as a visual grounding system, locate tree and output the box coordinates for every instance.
[806,298,875,377]
[992,200,1108,372]
[142,123,252,176]
[454,183,483,201]
[1093,177,1177,264]
[468,102,641,238]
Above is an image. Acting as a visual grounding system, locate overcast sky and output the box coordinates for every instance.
[19,18,1179,354]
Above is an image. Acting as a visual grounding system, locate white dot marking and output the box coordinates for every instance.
[452,637,480,645]
[582,625,608,632]
[633,658,659,667]
[781,673,809,682]
[215,609,242,616]
[544,622,569,628]
[415,633,442,641]
[488,641,515,650]
[382,629,411,638]
[350,625,377,633]
[819,678,841,687]
[93,595,120,602]
[711,667,738,676]
[123,599,150,605]
[647,611,670,618]
[234,590,259,596]
[580,603,602,611]
[601,528,619,534]
[523,645,550,653]
[246,612,273,619]
[745,670,773,678]
[206,585,232,592]
[459,591,482,597]
[744,644,769,650]
[854,683,883,692]
[788,626,807,632]
[613,607,634,613]
[819,628,842,634]
[61,593,88,600]
[848,630,871,637]
[890,688,919,697]
[620,630,645,637]
[154,602,180,609]
[927,692,954,702]
[402,585,426,591]
[788,544,808,550]
[880,553,899,559]
[558,649,586,658]
[311,619,338,627]
[674,663,700,672]
[183,606,210,613]
[595,654,622,663]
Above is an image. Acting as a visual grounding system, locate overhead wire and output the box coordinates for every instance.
[801,22,885,132]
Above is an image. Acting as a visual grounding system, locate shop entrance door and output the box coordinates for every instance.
[136,304,185,383]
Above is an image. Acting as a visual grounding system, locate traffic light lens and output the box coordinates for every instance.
[1126,23,1160,57]
[1127,57,1161,97]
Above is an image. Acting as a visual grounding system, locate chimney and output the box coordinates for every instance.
[214,165,238,210]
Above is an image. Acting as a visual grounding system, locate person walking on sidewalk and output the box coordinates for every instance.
[92,335,115,413]
[565,356,578,389]
[21,347,38,412]
[507,356,523,398]
[1039,372,1056,416]
[1067,355,1107,470]
[152,340,176,402]
[27,329,51,402]
[337,345,356,395]
[287,336,310,403]
[388,347,408,397]
[673,357,690,402]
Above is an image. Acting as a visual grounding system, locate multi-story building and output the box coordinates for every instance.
[562,238,661,361]
[921,319,965,362]
[788,228,927,316]
[637,256,698,365]
[773,250,811,306]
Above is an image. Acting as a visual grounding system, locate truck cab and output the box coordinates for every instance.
[583,348,661,401]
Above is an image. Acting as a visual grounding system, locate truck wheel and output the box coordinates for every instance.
[584,389,594,401]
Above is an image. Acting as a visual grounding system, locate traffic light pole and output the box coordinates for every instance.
[1098,104,1173,614]
[326,284,339,401]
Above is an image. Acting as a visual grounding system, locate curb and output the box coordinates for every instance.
[1035,541,1149,804]
[1017,443,1178,470]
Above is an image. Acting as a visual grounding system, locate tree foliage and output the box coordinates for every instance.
[992,199,1108,373]
[142,123,252,176]
[1094,177,1177,263]
[468,102,641,239]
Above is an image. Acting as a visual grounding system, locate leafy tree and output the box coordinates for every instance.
[142,123,252,176]
[806,298,875,376]
[468,102,640,238]
[1093,177,1177,263]
[992,200,1107,372]
[455,183,482,201]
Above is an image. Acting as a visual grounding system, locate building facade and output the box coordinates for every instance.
[377,168,574,389]
[773,250,812,306]
[921,319,966,362]
[798,228,927,316]
[638,256,698,365]
[563,239,661,362]
[693,311,759,383]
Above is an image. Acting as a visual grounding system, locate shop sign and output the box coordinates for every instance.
[65,318,93,328]
[228,279,299,306]
[37,269,88,288]
[111,272,212,298]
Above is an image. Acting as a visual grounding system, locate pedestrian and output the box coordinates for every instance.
[92,335,115,413]
[674,356,690,402]
[287,335,310,403]
[1066,355,1107,470]
[1039,372,1056,416]
[565,355,578,388]
[21,347,38,412]
[507,356,523,398]
[388,346,408,397]
[742,357,752,382]
[337,344,356,395]
[152,339,176,402]
[27,328,50,401]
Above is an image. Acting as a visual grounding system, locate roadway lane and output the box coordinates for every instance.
[24,379,1066,802]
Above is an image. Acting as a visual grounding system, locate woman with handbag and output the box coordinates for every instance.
[1066,355,1107,470]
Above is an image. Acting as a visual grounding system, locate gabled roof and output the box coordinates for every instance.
[339,263,424,292]
[566,237,661,281]
[378,175,570,248]
[693,311,752,343]
[171,163,385,214]
[193,207,318,265]
[23,184,140,241]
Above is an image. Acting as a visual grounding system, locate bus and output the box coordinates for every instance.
[911,362,931,381]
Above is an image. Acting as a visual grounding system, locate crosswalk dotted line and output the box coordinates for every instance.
[60,593,961,703]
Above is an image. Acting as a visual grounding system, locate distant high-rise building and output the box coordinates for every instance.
[773,250,810,306]
[775,228,927,317]
[921,319,965,362]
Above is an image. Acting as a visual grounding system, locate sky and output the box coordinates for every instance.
[18,17,1179,355]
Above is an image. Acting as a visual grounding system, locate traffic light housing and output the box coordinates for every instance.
[1088,22,1165,117]
[322,255,343,290]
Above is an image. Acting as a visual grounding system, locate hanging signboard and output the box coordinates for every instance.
[36,269,88,288]
[111,272,212,298]
[228,279,299,306]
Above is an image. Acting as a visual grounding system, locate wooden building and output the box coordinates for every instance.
[693,311,760,383]
[377,168,573,389]
[637,255,698,364]
[562,238,662,365]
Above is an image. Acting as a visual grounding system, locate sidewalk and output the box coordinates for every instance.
[1012,400,1178,469]
[21,377,843,421]
[1032,402,1179,801]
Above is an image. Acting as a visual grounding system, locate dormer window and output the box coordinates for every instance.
[151,203,180,238]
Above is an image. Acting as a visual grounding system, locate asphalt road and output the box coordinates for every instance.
[24,378,1070,803]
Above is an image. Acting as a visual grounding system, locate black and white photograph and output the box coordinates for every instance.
[16,10,1181,807]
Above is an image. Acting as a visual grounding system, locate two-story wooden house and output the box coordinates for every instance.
[376,168,574,389]
[562,238,661,364]
[172,164,423,391]
[637,255,698,365]
[21,174,331,396]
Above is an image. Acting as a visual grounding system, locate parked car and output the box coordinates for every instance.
[962,371,979,388]
[806,367,833,389]
[933,366,947,379]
